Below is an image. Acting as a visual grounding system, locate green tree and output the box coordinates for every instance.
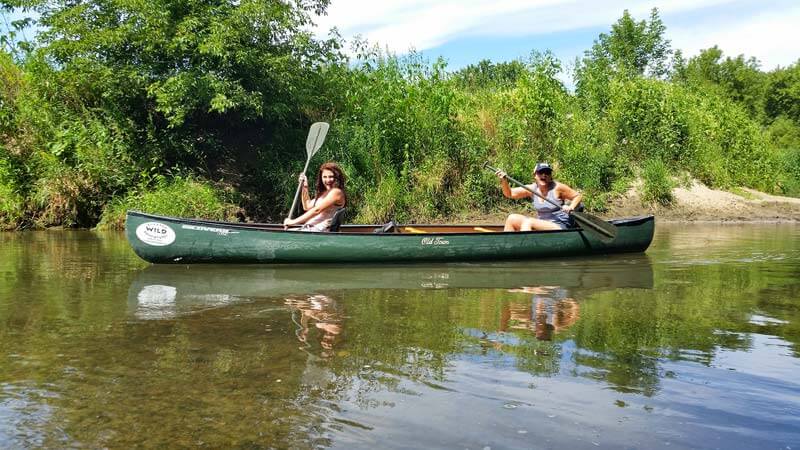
[679,46,766,118]
[575,8,673,113]
[452,59,526,90]
[1,0,345,224]
[578,8,672,80]
[21,0,340,158]
[765,61,800,125]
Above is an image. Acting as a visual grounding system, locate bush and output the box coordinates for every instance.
[767,116,800,151]
[97,176,241,230]
[0,159,24,229]
[777,148,800,196]
[3,7,799,231]
[641,158,674,205]
[687,94,777,191]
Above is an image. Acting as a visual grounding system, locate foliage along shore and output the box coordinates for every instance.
[1,4,799,231]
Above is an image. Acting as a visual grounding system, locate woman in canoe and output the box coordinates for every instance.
[284,161,347,231]
[494,162,582,231]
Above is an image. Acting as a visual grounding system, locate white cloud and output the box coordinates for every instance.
[314,0,734,51]
[313,0,799,69]
[315,0,567,52]
[669,6,800,70]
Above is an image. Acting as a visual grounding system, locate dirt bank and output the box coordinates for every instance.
[461,180,800,224]
[605,181,800,223]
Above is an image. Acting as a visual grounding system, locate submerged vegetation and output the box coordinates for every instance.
[1,4,798,229]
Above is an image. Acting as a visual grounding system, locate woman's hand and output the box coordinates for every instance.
[298,173,308,188]
[495,169,507,179]
[283,217,295,229]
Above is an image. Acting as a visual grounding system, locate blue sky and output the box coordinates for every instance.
[313,0,800,75]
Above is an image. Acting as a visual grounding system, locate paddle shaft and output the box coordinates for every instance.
[288,157,312,220]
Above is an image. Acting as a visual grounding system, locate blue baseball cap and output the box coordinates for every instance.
[534,162,552,174]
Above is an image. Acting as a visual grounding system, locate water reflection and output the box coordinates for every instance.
[285,294,345,358]
[4,225,800,448]
[503,286,580,341]
[126,255,654,320]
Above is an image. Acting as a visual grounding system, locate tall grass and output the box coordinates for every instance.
[97,176,241,230]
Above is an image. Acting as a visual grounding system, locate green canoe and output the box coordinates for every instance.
[125,210,654,264]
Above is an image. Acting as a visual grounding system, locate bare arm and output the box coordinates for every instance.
[509,185,534,200]
[298,174,313,210]
[557,183,582,212]
[495,170,533,200]
[284,188,344,227]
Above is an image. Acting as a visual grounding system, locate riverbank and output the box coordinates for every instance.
[3,180,799,231]
[605,180,800,223]
[461,180,800,224]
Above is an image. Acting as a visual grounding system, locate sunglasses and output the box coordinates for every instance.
[536,170,552,176]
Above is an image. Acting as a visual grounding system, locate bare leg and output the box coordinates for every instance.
[504,214,528,231]
[523,217,563,231]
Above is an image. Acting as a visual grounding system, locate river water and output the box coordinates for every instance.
[1,224,799,449]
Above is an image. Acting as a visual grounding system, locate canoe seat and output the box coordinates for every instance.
[329,207,347,232]
[373,220,397,234]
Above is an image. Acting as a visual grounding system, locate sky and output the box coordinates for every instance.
[312,0,800,76]
[3,0,797,75]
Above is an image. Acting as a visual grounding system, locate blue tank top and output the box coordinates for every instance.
[532,182,573,228]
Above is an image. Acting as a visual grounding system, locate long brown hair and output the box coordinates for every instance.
[314,161,347,204]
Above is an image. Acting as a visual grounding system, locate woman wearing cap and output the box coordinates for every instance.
[494,162,582,231]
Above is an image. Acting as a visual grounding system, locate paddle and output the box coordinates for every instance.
[288,122,330,219]
[483,162,618,243]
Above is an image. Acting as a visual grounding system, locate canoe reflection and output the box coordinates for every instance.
[127,255,653,319]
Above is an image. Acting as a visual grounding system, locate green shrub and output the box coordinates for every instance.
[4,7,799,231]
[29,160,94,228]
[606,78,691,164]
[0,51,21,135]
[767,116,800,151]
[0,155,24,229]
[777,148,800,196]
[354,169,406,224]
[641,158,674,205]
[97,176,241,230]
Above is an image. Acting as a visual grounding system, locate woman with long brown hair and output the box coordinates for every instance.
[283,161,347,232]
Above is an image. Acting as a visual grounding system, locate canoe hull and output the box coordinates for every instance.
[125,211,654,264]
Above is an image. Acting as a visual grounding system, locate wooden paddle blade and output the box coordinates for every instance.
[305,122,330,157]
[572,211,617,243]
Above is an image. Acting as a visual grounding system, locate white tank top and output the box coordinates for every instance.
[302,192,343,231]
